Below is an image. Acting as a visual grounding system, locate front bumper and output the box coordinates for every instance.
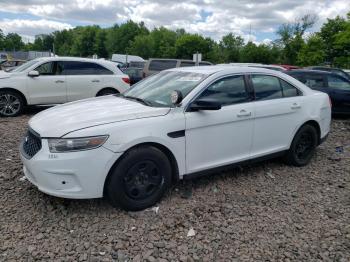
[20,139,122,199]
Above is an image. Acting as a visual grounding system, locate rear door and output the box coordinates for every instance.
[63,61,111,101]
[250,74,304,157]
[26,61,67,104]
[326,75,350,113]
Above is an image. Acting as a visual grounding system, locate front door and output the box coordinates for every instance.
[27,61,67,104]
[327,75,350,114]
[185,75,254,174]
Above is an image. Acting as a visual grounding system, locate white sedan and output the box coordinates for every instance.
[20,66,331,210]
[0,57,130,117]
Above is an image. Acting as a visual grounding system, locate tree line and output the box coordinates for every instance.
[0,12,349,68]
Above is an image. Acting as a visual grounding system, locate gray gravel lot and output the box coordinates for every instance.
[1,108,350,261]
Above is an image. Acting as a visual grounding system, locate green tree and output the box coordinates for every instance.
[276,14,316,64]
[297,34,326,66]
[219,33,244,62]
[175,34,210,59]
[127,34,155,59]
[4,33,24,50]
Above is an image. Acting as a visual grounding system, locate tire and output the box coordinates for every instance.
[107,146,172,211]
[284,124,318,166]
[0,90,25,117]
[97,88,118,96]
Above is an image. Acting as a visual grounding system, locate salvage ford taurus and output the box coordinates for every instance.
[20,66,331,211]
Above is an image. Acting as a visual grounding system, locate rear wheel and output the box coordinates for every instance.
[0,90,24,117]
[284,124,318,166]
[97,88,118,96]
[107,146,172,211]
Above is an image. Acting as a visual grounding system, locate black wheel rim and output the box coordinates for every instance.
[0,94,20,116]
[295,131,314,160]
[123,160,163,200]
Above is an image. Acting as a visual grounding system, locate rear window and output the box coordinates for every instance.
[149,60,177,71]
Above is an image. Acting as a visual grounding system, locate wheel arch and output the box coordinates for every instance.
[103,142,180,197]
[292,119,321,146]
[96,87,119,96]
[0,87,28,106]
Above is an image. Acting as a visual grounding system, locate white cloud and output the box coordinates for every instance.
[0,0,348,42]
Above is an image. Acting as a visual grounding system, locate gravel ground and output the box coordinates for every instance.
[1,108,350,261]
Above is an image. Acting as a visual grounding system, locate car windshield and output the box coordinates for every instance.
[123,71,208,107]
[11,59,40,72]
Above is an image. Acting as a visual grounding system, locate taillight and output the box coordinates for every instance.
[122,77,130,84]
[329,97,332,108]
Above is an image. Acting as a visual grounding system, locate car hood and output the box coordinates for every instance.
[29,96,171,137]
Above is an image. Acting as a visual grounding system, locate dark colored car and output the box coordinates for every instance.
[286,70,350,114]
[306,66,350,81]
[122,67,143,85]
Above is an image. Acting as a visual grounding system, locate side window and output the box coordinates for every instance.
[198,75,249,106]
[304,74,324,89]
[328,75,350,90]
[35,62,55,75]
[251,75,282,100]
[149,60,177,71]
[62,62,112,75]
[279,79,300,97]
[180,61,195,67]
[199,62,211,66]
[92,63,113,75]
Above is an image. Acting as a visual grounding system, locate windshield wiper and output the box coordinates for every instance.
[122,95,153,106]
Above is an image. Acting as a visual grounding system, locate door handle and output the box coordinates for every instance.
[237,110,252,117]
[291,103,301,109]
[91,79,100,83]
[55,80,64,83]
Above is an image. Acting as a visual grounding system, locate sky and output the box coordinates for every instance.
[0,0,348,44]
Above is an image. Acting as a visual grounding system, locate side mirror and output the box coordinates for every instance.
[170,90,183,105]
[28,70,39,77]
[189,98,222,111]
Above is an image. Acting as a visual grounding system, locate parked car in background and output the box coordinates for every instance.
[287,70,350,114]
[306,66,350,81]
[20,66,331,210]
[0,59,26,71]
[0,57,130,117]
[143,58,212,77]
[122,67,143,85]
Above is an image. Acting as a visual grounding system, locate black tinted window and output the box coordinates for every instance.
[149,60,177,71]
[35,62,55,75]
[304,74,325,89]
[62,61,113,75]
[199,62,211,66]
[280,79,300,97]
[328,75,350,90]
[180,61,195,67]
[199,75,249,106]
[251,75,283,100]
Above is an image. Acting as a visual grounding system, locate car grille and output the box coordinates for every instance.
[21,129,42,159]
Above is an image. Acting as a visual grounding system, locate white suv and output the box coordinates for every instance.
[0,57,130,117]
[20,66,331,211]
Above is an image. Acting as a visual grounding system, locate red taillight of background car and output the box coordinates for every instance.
[122,77,130,84]
[329,97,332,108]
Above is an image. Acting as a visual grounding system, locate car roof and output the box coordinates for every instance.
[34,56,106,62]
[167,65,286,75]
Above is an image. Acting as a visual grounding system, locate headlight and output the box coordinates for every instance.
[48,136,109,153]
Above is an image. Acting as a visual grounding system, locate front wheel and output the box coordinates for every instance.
[0,91,24,117]
[284,124,318,166]
[106,146,172,211]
